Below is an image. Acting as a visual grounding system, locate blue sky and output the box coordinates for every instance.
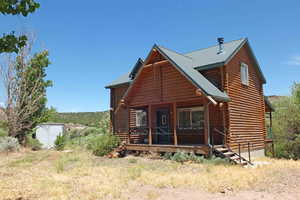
[0,0,299,112]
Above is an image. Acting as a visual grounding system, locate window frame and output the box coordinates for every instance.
[135,109,147,127]
[240,62,249,86]
[177,106,204,130]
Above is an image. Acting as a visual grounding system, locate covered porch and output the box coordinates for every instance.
[126,98,227,154]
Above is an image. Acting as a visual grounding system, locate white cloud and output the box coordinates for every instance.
[0,102,4,108]
[287,55,300,66]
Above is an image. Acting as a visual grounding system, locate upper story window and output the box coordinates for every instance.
[177,107,204,129]
[240,62,249,86]
[135,110,147,127]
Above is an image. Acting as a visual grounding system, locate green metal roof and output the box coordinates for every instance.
[105,38,266,102]
[185,38,266,83]
[105,72,131,88]
[185,38,246,69]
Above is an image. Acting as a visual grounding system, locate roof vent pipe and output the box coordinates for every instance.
[217,37,224,54]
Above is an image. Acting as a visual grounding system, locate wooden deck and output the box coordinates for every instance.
[125,144,210,155]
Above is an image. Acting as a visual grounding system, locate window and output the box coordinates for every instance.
[178,107,204,129]
[241,62,249,86]
[135,110,147,127]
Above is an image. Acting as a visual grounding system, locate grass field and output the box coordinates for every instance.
[0,149,300,200]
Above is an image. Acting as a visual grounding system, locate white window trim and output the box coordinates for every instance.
[177,106,204,129]
[135,110,147,127]
[241,62,249,86]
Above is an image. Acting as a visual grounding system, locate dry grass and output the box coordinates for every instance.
[0,149,299,200]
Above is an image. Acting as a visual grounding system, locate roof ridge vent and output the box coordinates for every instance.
[217,37,224,54]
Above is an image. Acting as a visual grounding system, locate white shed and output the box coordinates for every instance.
[35,123,65,149]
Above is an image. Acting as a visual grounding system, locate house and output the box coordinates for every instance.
[105,38,274,160]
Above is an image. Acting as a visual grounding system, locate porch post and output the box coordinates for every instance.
[204,100,210,145]
[173,102,178,145]
[222,104,227,145]
[128,108,130,144]
[148,105,152,145]
[269,112,273,139]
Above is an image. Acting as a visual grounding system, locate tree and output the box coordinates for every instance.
[0,0,40,53]
[272,82,300,159]
[0,40,52,144]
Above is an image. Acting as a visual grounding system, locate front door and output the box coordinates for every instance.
[156,109,171,144]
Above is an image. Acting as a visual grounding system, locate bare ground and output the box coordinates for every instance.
[0,149,299,200]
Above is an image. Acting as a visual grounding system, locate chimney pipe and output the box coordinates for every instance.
[217,37,224,54]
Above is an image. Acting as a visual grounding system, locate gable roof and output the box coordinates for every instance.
[185,38,246,70]
[105,72,131,88]
[105,38,266,101]
[184,38,266,83]
[129,58,144,79]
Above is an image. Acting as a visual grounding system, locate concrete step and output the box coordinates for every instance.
[215,147,229,152]
[223,152,235,156]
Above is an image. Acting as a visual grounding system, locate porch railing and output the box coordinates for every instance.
[210,127,226,146]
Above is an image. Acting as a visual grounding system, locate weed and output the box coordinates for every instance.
[54,133,66,151]
[0,137,20,152]
[128,158,138,164]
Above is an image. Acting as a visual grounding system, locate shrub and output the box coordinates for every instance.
[165,151,230,165]
[271,83,300,160]
[26,135,42,151]
[205,155,231,165]
[170,151,190,163]
[81,127,101,136]
[163,152,173,160]
[67,129,82,139]
[54,133,66,151]
[87,134,119,156]
[0,128,7,137]
[0,136,20,152]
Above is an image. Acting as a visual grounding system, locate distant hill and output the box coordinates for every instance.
[50,111,109,127]
[267,95,287,103]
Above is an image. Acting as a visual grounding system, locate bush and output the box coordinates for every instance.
[81,127,101,136]
[87,134,119,156]
[0,136,20,152]
[171,151,191,163]
[165,151,229,165]
[54,133,66,151]
[271,83,300,160]
[0,128,7,137]
[26,135,42,151]
[67,129,82,139]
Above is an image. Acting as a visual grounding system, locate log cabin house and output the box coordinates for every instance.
[105,38,274,160]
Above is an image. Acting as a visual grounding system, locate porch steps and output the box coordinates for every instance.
[213,145,252,166]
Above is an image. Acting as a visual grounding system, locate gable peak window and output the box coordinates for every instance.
[240,62,249,86]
